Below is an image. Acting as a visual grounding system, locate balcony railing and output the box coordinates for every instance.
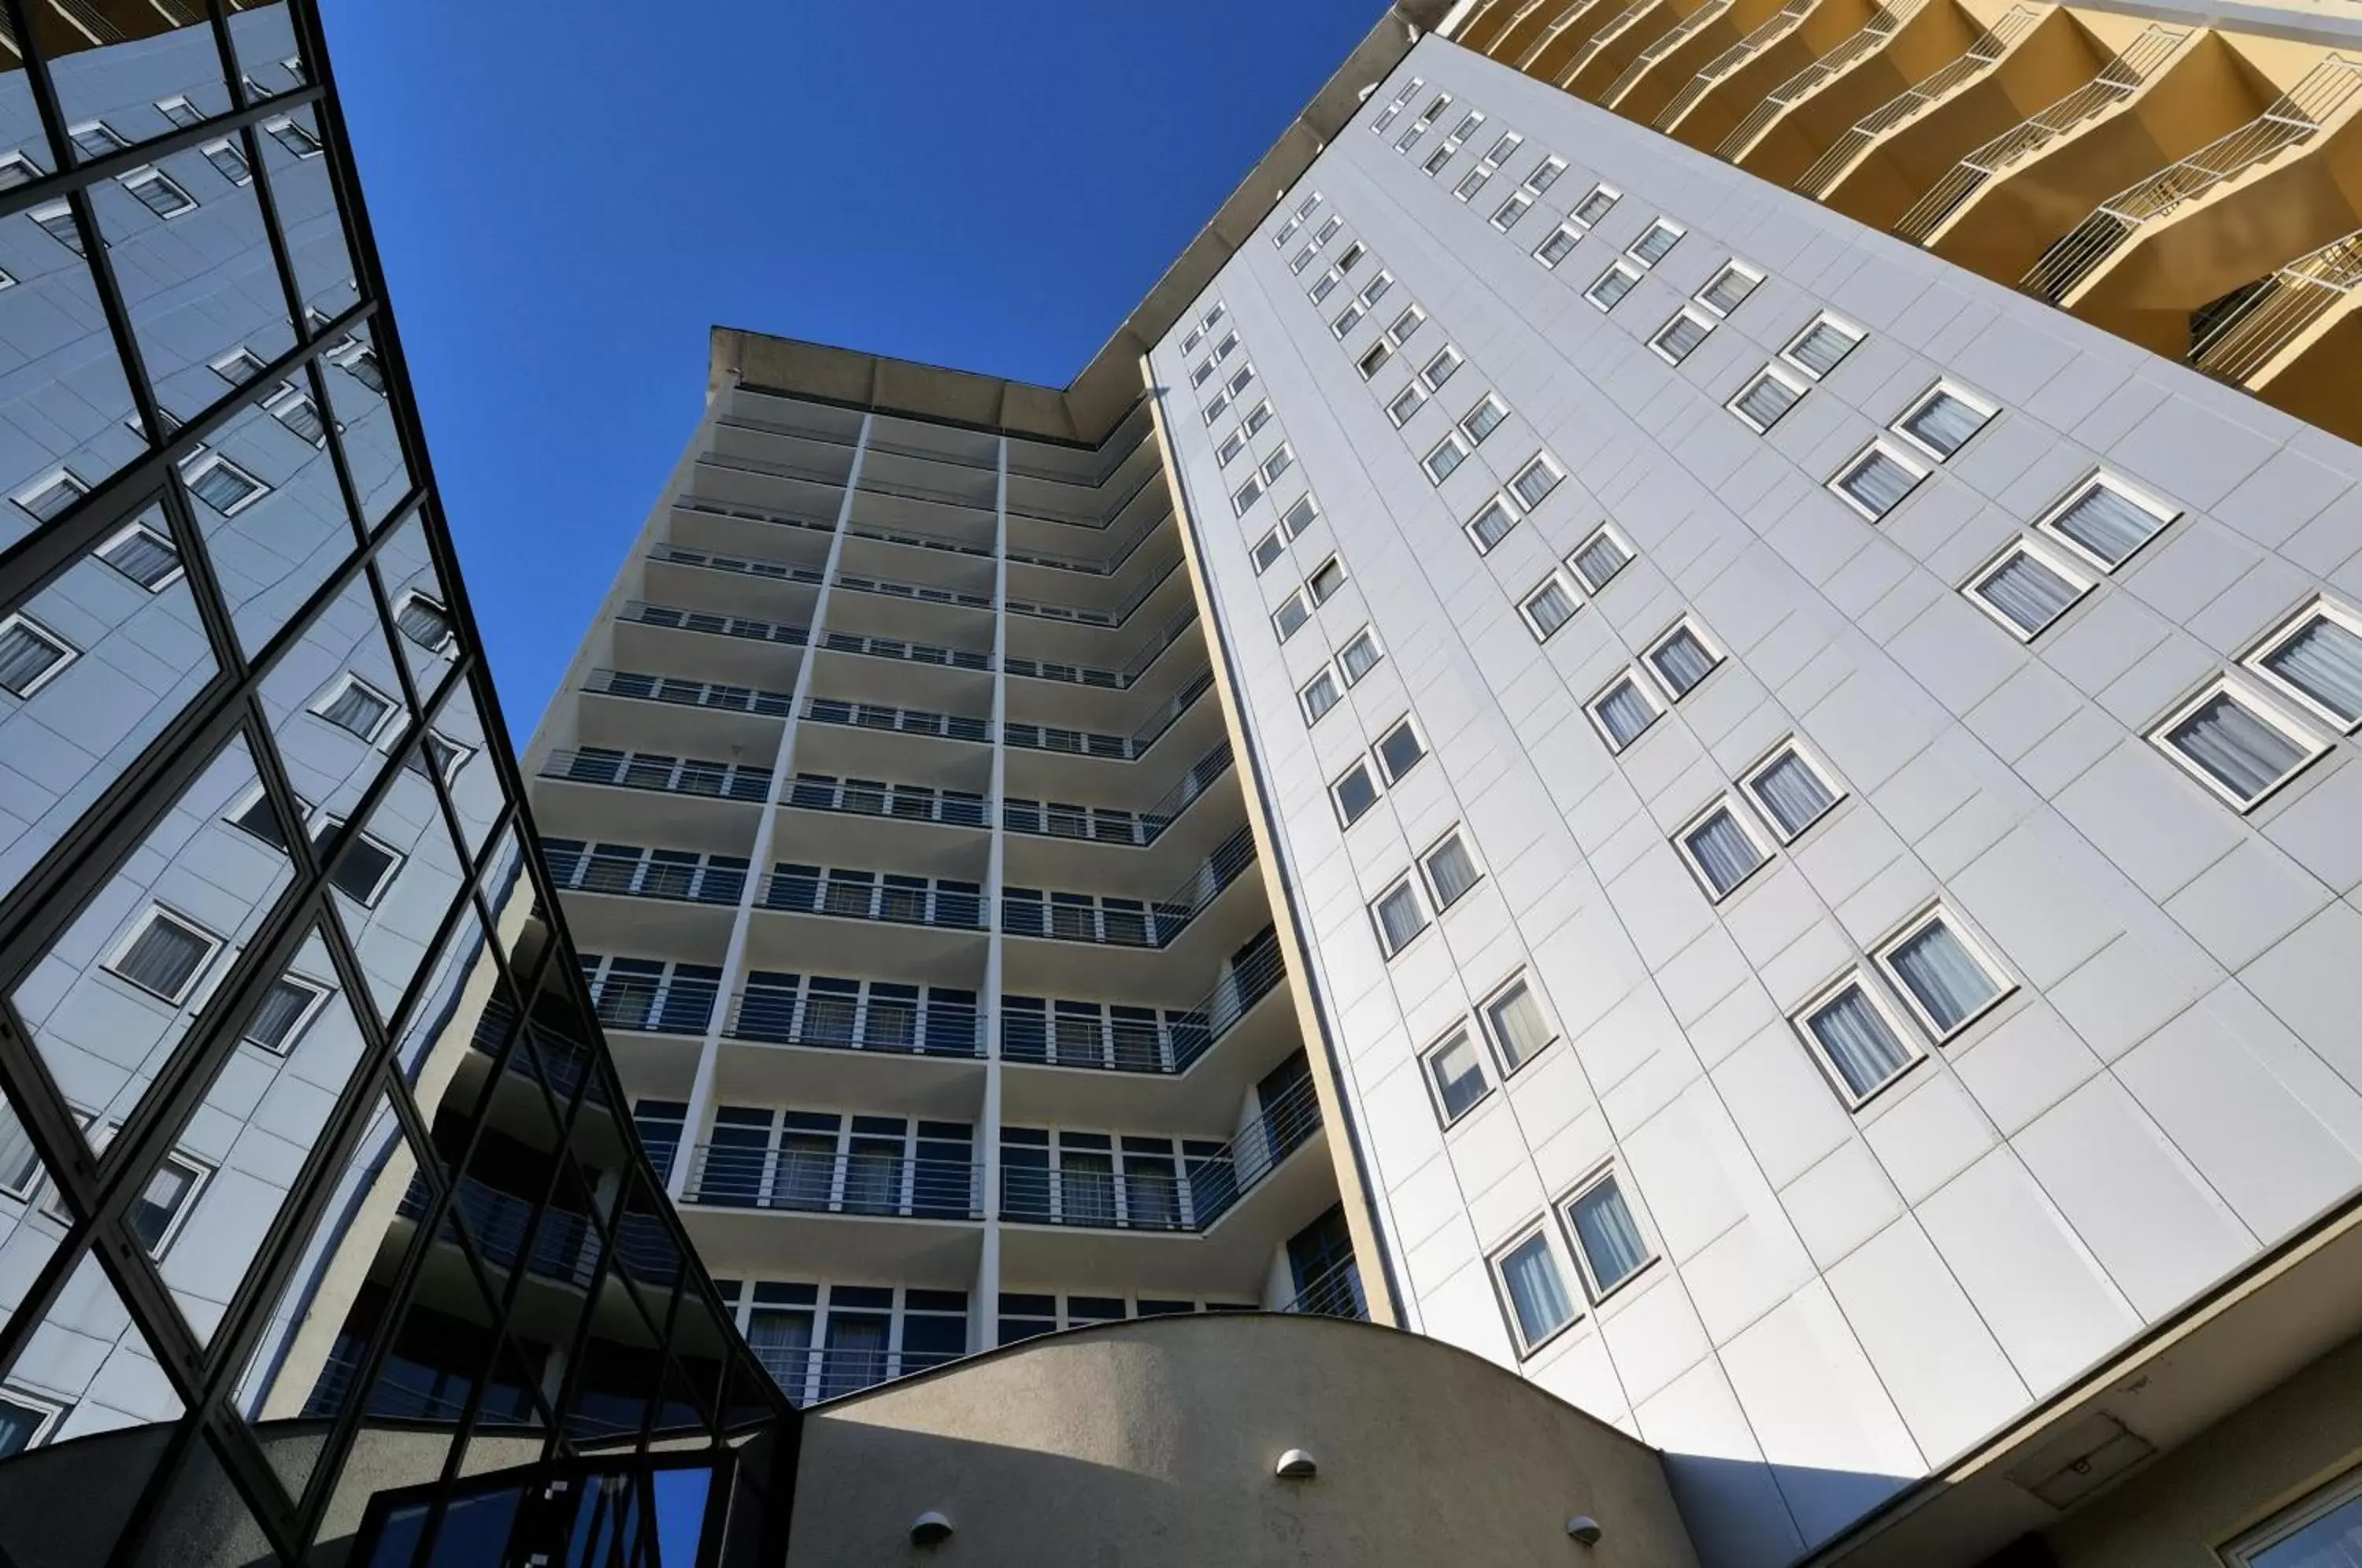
[1003,605,1198,690]
[586,969,720,1037]
[584,667,795,718]
[545,840,748,905]
[1896,23,2189,242]
[1001,740,1232,849]
[725,984,986,1058]
[1001,926,1284,1075]
[1717,0,1928,160]
[541,747,772,804]
[1795,6,2041,196]
[1278,1255,1368,1321]
[751,1343,964,1406]
[672,495,838,544]
[1003,668,1214,761]
[1603,0,1737,107]
[682,1144,983,1220]
[1655,0,1813,131]
[783,772,990,828]
[621,599,810,649]
[399,1173,602,1289]
[819,626,992,671]
[1005,553,1183,628]
[1002,1073,1322,1233]
[648,542,825,589]
[802,696,992,745]
[1002,826,1256,949]
[832,568,992,612]
[2191,226,2362,382]
[760,866,987,930]
[2023,55,2362,303]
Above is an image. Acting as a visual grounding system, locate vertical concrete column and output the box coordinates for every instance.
[973,435,1011,1352]
[667,412,873,1203]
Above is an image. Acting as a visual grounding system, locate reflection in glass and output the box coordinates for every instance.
[315,320,414,532]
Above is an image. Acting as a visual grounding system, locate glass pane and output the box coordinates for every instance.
[1976,549,2080,636]
[2167,691,2310,804]
[192,393,365,660]
[2049,483,2162,567]
[2247,1488,2362,1568]
[371,516,461,696]
[317,320,416,533]
[426,679,502,866]
[2262,612,2362,726]
[9,736,292,1158]
[330,741,471,1028]
[1498,1233,1572,1345]
[1806,986,1913,1099]
[0,504,219,905]
[1887,920,2001,1033]
[1568,1178,1650,1293]
[1751,752,1835,838]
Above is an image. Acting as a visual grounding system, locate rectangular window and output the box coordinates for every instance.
[1651,308,1713,364]
[1568,526,1632,593]
[1311,214,1341,248]
[68,120,128,159]
[0,615,76,699]
[1453,164,1492,202]
[1746,744,1840,841]
[1339,628,1383,684]
[1260,445,1294,487]
[1460,394,1508,446]
[157,96,203,129]
[2249,601,2362,730]
[1966,539,2090,641]
[212,346,269,385]
[1279,493,1317,538]
[201,139,250,184]
[1679,801,1768,900]
[1696,261,1761,316]
[1494,1229,1577,1352]
[2225,1466,2362,1567]
[314,674,397,741]
[0,151,43,189]
[226,788,294,849]
[1783,313,1862,379]
[1420,346,1462,392]
[1372,875,1429,956]
[1484,978,1555,1071]
[1192,358,1216,389]
[131,1152,208,1256]
[1524,155,1566,194]
[328,827,405,907]
[1798,978,1920,1106]
[1423,143,1456,177]
[107,906,222,1004]
[1359,272,1395,310]
[1535,224,1580,268]
[1466,494,1520,553]
[1386,305,1425,347]
[13,468,87,523]
[1423,434,1471,485]
[1590,673,1660,751]
[396,593,455,654]
[1201,388,1233,427]
[1301,668,1343,724]
[1586,261,1641,311]
[2153,679,2325,810]
[1335,240,1366,276]
[1216,430,1245,467]
[1572,183,1619,228]
[95,522,182,591]
[2038,474,2176,570]
[265,116,322,157]
[184,453,270,515]
[1423,830,1482,909]
[1482,129,1523,165]
[1646,620,1721,698]
[1426,1026,1492,1123]
[1627,218,1683,268]
[1522,575,1579,640]
[1372,76,1421,135]
[1879,908,2010,1041]
[1491,190,1533,230]
[264,383,325,444]
[1331,301,1366,339]
[1332,760,1380,827]
[1307,557,1346,605]
[243,973,331,1053]
[1509,455,1562,509]
[1731,364,1806,432]
[1563,1171,1653,1299]
[32,202,83,256]
[1231,474,1264,516]
[1375,716,1427,783]
[121,166,197,218]
[1357,340,1395,380]
[1180,324,1205,356]
[1251,530,1285,575]
[1830,441,1923,520]
[1894,383,1994,460]
[1386,383,1427,427]
[1273,591,1310,642]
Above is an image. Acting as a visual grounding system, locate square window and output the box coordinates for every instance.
[1586,261,1641,310]
[1893,383,1994,460]
[1358,340,1395,380]
[1965,538,2090,640]
[1307,557,1346,605]
[183,453,269,515]
[1493,1228,1577,1352]
[396,592,455,655]
[13,468,87,523]
[1422,830,1482,909]
[1731,364,1807,432]
[121,166,198,218]
[1646,621,1721,697]
[1466,494,1520,553]
[1697,261,1761,316]
[226,786,296,849]
[1420,346,1462,392]
[328,827,405,907]
[1375,717,1426,783]
[97,522,182,591]
[1273,592,1310,642]
[1491,191,1533,230]
[243,972,332,1053]
[1460,394,1508,445]
[1332,760,1380,827]
[405,728,471,785]
[1830,441,1924,520]
[1301,667,1343,724]
[1522,575,1579,640]
[201,139,250,185]
[1372,875,1429,956]
[1483,977,1555,1072]
[1797,978,1920,1106]
[1879,908,2011,1041]
[2249,600,2362,730]
[1339,628,1383,684]
[1782,312,1863,379]
[2152,679,2326,810]
[1535,224,1580,268]
[1563,1170,1653,1299]
[1424,1027,1491,1124]
[1423,434,1471,485]
[1745,744,1841,841]
[1568,525,1632,593]
[68,120,128,159]
[1651,308,1713,364]
[1509,455,1562,509]
[106,906,222,1004]
[31,202,84,256]
[1590,673,1660,751]
[1251,530,1285,575]
[131,1152,208,1256]
[265,116,322,157]
[313,674,398,741]
[1627,218,1683,267]
[1231,474,1264,516]
[1572,184,1619,227]
[0,614,77,699]
[1387,383,1428,427]
[2038,473,2176,571]
[1279,493,1318,538]
[1678,801,1768,900]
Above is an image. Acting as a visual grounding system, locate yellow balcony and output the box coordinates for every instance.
[1601,0,1801,124]
[2190,229,2362,439]
[1723,0,1973,183]
[1657,0,1874,150]
[1563,0,1723,99]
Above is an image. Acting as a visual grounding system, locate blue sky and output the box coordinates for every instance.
[317,0,1386,741]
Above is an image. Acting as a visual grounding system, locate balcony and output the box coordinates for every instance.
[2190,227,2362,435]
[536,747,768,855]
[752,1341,966,1407]
[1278,1255,1369,1321]
[1002,826,1256,950]
[724,983,985,1060]
[544,838,744,955]
[1002,741,1232,852]
[1653,0,1824,149]
[750,862,987,982]
[575,667,790,759]
[616,600,809,690]
[681,1144,983,1222]
[714,975,988,1114]
[1004,666,1215,764]
[1718,0,1934,176]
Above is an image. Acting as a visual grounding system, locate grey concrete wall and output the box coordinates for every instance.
[790,1311,1701,1568]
